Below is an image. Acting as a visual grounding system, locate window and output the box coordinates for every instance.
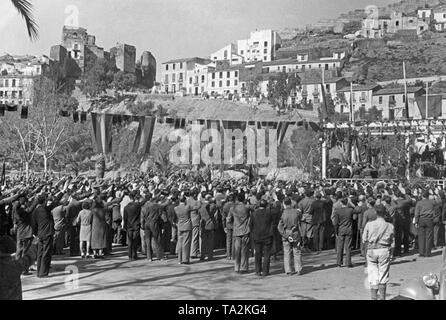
[282,66,286,72]
[227,71,230,78]
[264,41,268,47]
[189,77,192,84]
[227,80,230,86]
[164,75,168,83]
[264,56,267,61]
[11,91,16,98]
[172,74,176,82]
[396,21,399,27]
[173,64,176,70]
[180,62,183,69]
[234,71,238,77]
[302,65,305,70]
[264,49,267,54]
[325,84,330,91]
[12,79,16,87]
[241,50,244,55]
[278,67,280,71]
[219,72,223,78]
[234,80,238,86]
[219,81,222,87]
[319,64,322,68]
[403,95,406,103]
[224,50,228,59]
[166,65,169,71]
[201,75,205,83]
[179,73,183,81]
[212,73,215,79]
[309,65,312,69]
[0,91,3,97]
[253,41,259,45]
[379,96,383,104]
[5,79,9,87]
[212,81,215,87]
[19,91,22,98]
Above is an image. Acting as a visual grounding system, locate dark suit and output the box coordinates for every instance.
[66,199,82,256]
[123,201,141,260]
[222,201,235,259]
[13,201,35,274]
[311,199,327,251]
[333,206,354,266]
[141,201,163,260]
[199,202,216,260]
[394,198,413,255]
[32,204,55,277]
[251,207,273,275]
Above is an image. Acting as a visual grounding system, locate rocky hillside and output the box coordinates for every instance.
[344,33,446,82]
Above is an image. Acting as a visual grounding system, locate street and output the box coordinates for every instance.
[21,246,445,300]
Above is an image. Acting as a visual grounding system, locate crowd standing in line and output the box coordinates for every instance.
[1,171,446,300]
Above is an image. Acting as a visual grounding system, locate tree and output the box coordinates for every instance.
[0,77,85,178]
[112,71,137,92]
[267,72,300,110]
[80,59,116,98]
[11,0,38,40]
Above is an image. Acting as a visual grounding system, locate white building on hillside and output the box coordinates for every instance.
[210,43,244,65]
[236,29,281,63]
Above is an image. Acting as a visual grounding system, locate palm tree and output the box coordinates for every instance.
[11,0,38,40]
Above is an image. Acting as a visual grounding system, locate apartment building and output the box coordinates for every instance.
[0,75,34,106]
[296,76,349,106]
[236,29,282,63]
[161,57,211,94]
[336,84,382,114]
[362,11,429,38]
[372,86,425,119]
[433,6,446,31]
[186,63,214,96]
[208,64,240,95]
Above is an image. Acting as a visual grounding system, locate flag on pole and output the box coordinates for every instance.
[91,113,113,154]
[132,116,156,154]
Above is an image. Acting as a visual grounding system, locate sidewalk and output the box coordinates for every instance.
[21,246,444,300]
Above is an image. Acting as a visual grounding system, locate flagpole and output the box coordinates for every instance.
[426,81,429,119]
[350,82,354,122]
[403,61,408,118]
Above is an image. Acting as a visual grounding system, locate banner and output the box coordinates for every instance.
[276,121,289,145]
[416,95,442,119]
[132,116,156,154]
[91,113,113,154]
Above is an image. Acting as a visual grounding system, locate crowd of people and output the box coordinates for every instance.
[1,171,446,300]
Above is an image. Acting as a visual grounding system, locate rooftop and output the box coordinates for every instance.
[374,87,424,95]
[162,57,209,64]
[338,84,381,92]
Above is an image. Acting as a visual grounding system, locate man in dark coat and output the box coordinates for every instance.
[333,198,355,268]
[311,192,327,253]
[393,192,414,256]
[250,200,273,276]
[13,194,36,274]
[65,194,83,256]
[0,235,37,300]
[123,192,141,261]
[141,195,164,261]
[199,195,217,261]
[32,193,62,278]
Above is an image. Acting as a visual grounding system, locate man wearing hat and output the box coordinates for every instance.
[414,190,435,257]
[123,191,141,261]
[311,192,328,253]
[393,192,414,256]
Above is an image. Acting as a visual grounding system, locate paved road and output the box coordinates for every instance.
[21,246,445,300]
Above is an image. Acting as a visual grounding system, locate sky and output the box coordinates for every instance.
[1,0,396,78]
